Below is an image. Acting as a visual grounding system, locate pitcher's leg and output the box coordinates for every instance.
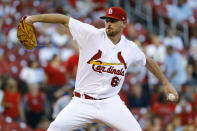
[99,96,142,131]
[47,98,94,131]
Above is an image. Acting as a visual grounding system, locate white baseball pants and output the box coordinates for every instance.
[47,95,142,131]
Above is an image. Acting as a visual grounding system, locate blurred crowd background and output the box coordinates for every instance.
[0,0,197,131]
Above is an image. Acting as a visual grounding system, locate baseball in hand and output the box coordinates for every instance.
[168,93,175,101]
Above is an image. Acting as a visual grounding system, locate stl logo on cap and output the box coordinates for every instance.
[108,8,113,14]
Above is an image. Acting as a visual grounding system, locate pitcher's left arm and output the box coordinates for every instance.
[145,56,178,101]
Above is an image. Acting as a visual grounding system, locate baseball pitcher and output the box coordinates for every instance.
[18,7,178,131]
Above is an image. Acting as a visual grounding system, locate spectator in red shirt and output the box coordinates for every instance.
[24,83,46,129]
[44,54,67,103]
[65,53,79,79]
[52,53,79,99]
[45,54,67,87]
[2,77,25,121]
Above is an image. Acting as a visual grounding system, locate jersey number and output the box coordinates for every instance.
[111,76,120,87]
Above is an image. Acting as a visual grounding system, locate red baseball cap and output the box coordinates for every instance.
[100,7,127,22]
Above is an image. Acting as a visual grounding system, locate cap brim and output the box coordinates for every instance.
[100,16,120,20]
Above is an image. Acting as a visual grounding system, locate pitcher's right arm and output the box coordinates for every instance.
[25,14,70,27]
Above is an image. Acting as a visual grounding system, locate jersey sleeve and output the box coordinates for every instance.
[134,45,146,66]
[68,17,98,48]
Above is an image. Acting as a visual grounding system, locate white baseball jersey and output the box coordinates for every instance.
[69,17,146,99]
[48,17,145,131]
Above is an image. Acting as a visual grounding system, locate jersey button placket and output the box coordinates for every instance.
[110,48,117,62]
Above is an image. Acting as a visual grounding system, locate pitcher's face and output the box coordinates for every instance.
[105,18,125,37]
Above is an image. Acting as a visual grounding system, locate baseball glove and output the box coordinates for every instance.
[17,16,37,50]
